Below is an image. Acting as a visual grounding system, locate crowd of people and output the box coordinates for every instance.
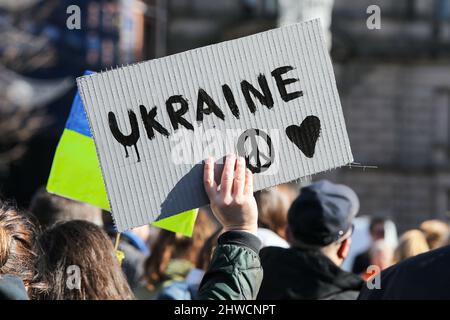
[1,154,450,300]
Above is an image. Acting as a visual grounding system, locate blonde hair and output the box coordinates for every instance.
[420,220,449,249]
[394,229,430,263]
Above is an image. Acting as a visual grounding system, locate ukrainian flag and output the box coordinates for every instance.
[47,71,197,236]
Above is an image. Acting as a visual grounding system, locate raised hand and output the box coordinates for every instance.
[203,154,258,234]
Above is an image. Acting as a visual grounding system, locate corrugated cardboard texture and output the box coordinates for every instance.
[77,19,353,231]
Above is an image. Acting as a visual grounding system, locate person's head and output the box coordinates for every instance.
[369,217,387,241]
[35,220,133,300]
[394,229,429,263]
[196,228,222,271]
[255,187,289,239]
[420,220,449,249]
[286,180,359,266]
[0,201,41,296]
[29,187,103,229]
[370,240,394,270]
[276,183,299,204]
[144,210,217,288]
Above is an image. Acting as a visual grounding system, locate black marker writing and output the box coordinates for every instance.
[108,110,141,162]
[166,95,194,131]
[196,88,225,122]
[140,105,169,140]
[222,84,240,119]
[237,128,274,174]
[271,66,303,102]
[241,74,274,113]
[107,65,304,161]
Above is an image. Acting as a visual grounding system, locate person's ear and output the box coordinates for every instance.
[337,237,352,260]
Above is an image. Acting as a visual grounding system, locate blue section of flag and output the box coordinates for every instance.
[121,231,151,255]
[65,70,94,138]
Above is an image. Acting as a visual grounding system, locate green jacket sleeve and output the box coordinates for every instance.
[197,230,263,300]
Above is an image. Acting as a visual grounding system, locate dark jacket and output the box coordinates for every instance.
[258,246,364,300]
[197,231,263,300]
[359,245,450,300]
[352,250,371,275]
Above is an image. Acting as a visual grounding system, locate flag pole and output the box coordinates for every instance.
[114,232,121,251]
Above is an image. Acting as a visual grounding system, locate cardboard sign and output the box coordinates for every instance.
[77,19,353,232]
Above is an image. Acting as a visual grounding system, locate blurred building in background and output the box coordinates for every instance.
[166,0,277,54]
[319,0,450,232]
[278,0,334,49]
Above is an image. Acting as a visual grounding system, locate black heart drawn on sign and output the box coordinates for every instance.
[285,116,321,158]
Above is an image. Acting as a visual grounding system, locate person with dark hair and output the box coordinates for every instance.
[135,210,216,299]
[29,187,103,229]
[34,220,134,300]
[352,216,387,275]
[257,180,364,300]
[25,154,261,300]
[0,201,42,299]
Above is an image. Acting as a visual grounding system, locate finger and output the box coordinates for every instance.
[203,157,217,199]
[232,157,246,197]
[244,168,254,195]
[221,154,236,198]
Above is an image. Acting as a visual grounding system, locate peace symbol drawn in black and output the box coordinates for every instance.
[237,128,274,174]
